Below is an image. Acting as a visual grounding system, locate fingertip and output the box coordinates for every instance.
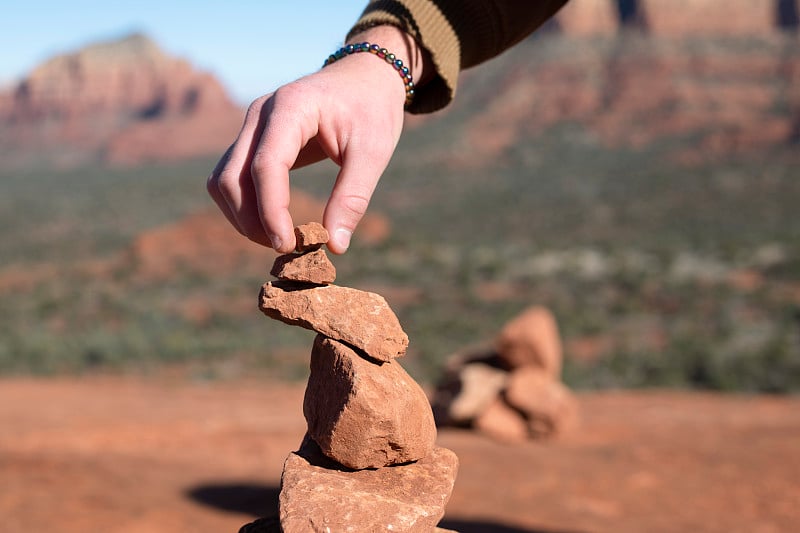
[270,229,296,254]
[265,210,296,253]
[326,227,352,255]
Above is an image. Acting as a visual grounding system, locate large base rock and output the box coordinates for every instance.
[304,335,436,469]
[279,438,459,533]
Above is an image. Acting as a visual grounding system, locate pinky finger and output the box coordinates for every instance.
[207,145,246,236]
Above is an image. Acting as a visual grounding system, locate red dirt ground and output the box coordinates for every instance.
[1,376,798,533]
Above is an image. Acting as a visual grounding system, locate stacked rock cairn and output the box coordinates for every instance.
[431,306,578,443]
[241,223,459,533]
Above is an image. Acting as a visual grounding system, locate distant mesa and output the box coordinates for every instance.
[2,2,798,170]
[555,0,800,36]
[0,33,243,167]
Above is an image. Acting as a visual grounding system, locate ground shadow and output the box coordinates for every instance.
[186,482,280,517]
[186,483,589,533]
[439,520,589,533]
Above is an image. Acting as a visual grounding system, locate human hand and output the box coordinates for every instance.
[207,26,427,254]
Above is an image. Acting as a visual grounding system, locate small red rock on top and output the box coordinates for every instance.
[271,247,336,285]
[295,222,329,252]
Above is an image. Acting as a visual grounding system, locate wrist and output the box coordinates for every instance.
[346,25,433,89]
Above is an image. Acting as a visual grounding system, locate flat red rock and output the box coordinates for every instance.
[294,222,329,252]
[279,438,458,533]
[270,248,336,284]
[259,281,408,362]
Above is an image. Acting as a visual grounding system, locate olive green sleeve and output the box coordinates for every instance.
[347,0,568,113]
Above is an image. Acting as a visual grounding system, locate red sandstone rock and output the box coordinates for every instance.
[445,362,509,425]
[259,281,409,361]
[0,33,241,167]
[430,346,507,426]
[642,0,774,36]
[473,397,529,444]
[294,222,329,252]
[270,248,336,284]
[555,0,617,36]
[240,515,458,533]
[495,306,563,376]
[304,335,436,469]
[555,0,776,37]
[505,367,579,437]
[279,438,458,532]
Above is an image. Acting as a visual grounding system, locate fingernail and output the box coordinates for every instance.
[334,228,352,251]
[270,234,283,251]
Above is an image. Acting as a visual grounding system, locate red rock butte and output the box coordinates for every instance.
[0,33,243,167]
[555,0,800,36]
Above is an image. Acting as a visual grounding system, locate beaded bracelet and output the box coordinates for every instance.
[323,42,415,108]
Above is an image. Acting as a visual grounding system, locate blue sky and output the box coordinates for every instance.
[0,1,368,104]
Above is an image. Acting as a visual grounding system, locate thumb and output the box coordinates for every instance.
[323,154,387,254]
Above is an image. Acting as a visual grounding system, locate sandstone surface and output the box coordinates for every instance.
[238,517,458,533]
[555,0,618,35]
[294,222,329,252]
[473,396,530,444]
[304,335,436,469]
[270,248,336,285]
[259,281,409,361]
[495,306,563,376]
[0,33,241,167]
[555,0,783,36]
[505,367,579,437]
[279,438,458,533]
[443,362,508,425]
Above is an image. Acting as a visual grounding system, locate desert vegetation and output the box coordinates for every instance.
[1,120,798,392]
[1,32,798,392]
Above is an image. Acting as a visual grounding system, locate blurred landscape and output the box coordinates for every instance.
[2,2,800,531]
[1,1,799,393]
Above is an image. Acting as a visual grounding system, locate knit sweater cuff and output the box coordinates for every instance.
[347,0,462,114]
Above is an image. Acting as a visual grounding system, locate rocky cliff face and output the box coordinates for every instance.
[1,3,798,169]
[556,0,799,36]
[409,1,800,167]
[0,33,242,167]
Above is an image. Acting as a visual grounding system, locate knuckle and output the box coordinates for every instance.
[250,152,269,178]
[215,167,240,195]
[245,95,268,120]
[271,80,321,114]
[205,173,219,197]
[338,192,370,221]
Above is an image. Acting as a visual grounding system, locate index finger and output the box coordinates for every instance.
[249,88,323,253]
